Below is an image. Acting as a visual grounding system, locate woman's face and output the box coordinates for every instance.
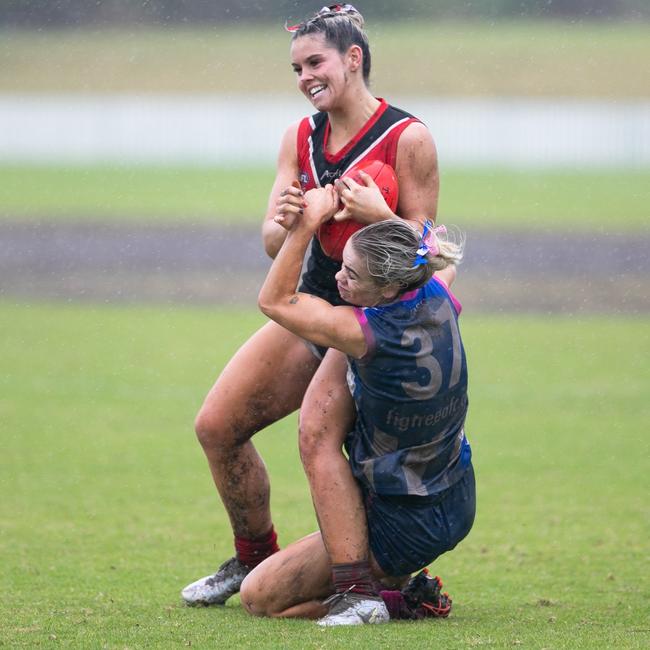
[336,241,392,307]
[290,34,349,111]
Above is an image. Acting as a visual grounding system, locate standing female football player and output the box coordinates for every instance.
[240,188,474,626]
[182,4,440,606]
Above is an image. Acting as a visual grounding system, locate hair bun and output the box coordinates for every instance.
[344,8,365,30]
[321,4,365,29]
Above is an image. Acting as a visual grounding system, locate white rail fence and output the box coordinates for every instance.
[1,95,648,168]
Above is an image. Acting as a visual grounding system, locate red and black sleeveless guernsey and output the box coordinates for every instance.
[296,98,421,306]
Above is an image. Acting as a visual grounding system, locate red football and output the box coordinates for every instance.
[317,159,399,261]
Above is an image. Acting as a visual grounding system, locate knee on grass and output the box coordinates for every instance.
[239,573,282,618]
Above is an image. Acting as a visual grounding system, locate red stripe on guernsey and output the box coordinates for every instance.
[297,116,320,190]
[323,99,389,164]
[297,116,314,148]
[382,117,415,169]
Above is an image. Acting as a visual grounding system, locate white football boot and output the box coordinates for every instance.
[316,590,390,626]
[181,557,249,606]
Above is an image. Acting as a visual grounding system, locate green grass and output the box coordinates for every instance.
[1,165,649,232]
[0,165,275,226]
[439,168,650,232]
[1,303,649,648]
[1,21,649,97]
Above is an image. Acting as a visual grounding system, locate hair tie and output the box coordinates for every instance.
[285,4,358,32]
[412,220,447,267]
[319,4,358,16]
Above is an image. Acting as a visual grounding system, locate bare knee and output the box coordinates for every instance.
[194,401,253,452]
[298,418,326,469]
[194,406,219,447]
[299,410,346,468]
[194,405,223,450]
[240,572,280,618]
[239,575,262,617]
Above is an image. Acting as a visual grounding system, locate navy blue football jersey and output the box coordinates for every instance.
[346,276,471,496]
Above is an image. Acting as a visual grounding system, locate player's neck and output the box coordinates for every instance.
[327,89,380,147]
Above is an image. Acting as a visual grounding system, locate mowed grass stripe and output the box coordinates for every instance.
[1,165,648,231]
[1,303,648,648]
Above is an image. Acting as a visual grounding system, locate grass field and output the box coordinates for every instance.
[1,165,649,232]
[2,16,648,648]
[1,21,649,97]
[1,303,648,648]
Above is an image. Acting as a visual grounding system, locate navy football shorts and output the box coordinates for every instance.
[365,464,476,577]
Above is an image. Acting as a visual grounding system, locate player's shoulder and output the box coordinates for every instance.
[395,121,437,168]
[279,119,305,150]
[277,120,303,164]
[398,120,434,146]
[283,119,302,138]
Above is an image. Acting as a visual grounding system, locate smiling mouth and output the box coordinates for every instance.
[309,85,326,98]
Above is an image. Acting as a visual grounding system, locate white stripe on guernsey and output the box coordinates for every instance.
[307,135,321,188]
[306,116,321,188]
[341,116,412,175]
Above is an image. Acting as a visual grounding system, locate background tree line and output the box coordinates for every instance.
[1,0,648,28]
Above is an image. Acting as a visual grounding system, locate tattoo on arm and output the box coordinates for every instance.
[289,296,299,304]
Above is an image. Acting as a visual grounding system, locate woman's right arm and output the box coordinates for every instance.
[262,122,305,259]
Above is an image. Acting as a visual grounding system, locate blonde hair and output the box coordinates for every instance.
[350,220,464,294]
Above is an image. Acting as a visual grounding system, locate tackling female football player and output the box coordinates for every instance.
[239,185,475,626]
